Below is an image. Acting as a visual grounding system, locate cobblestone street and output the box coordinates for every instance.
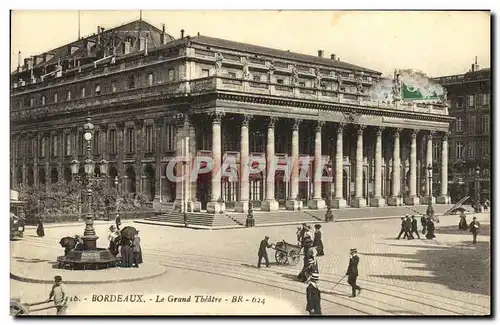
[10,212,491,315]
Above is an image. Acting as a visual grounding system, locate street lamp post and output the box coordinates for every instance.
[325,164,334,222]
[426,163,434,218]
[114,176,119,214]
[475,166,481,212]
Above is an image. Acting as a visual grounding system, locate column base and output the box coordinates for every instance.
[191,201,201,212]
[351,197,367,208]
[421,196,436,205]
[286,200,303,211]
[331,198,347,209]
[234,201,249,213]
[261,200,279,212]
[308,199,326,210]
[370,197,386,207]
[206,201,226,214]
[387,197,403,206]
[436,195,451,204]
[404,196,421,206]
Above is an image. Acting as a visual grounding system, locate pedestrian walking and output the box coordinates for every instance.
[47,276,68,316]
[458,212,468,230]
[404,215,413,239]
[410,215,420,239]
[313,224,324,256]
[425,217,436,239]
[469,217,480,244]
[115,213,122,231]
[421,215,427,234]
[36,214,45,237]
[396,217,405,239]
[257,236,272,268]
[305,272,322,315]
[132,231,143,267]
[346,248,362,298]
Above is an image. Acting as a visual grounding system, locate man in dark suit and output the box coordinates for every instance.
[420,215,428,234]
[410,215,420,239]
[306,272,322,315]
[257,236,273,268]
[469,216,481,244]
[346,248,362,298]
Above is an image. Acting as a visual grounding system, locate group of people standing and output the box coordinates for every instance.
[397,214,436,240]
[107,225,142,268]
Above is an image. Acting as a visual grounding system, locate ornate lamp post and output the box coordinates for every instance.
[325,163,334,222]
[426,163,434,218]
[57,115,118,270]
[475,166,481,212]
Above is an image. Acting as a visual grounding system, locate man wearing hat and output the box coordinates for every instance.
[313,224,324,256]
[306,272,322,315]
[469,216,481,244]
[257,236,273,268]
[346,248,362,298]
[410,215,420,239]
[47,275,68,315]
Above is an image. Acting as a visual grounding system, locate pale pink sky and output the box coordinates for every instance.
[10,10,491,77]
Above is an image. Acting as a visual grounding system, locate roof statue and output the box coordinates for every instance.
[392,69,402,101]
[214,53,224,75]
[314,68,322,88]
[267,61,276,82]
[242,56,250,80]
[291,65,299,86]
[356,76,364,93]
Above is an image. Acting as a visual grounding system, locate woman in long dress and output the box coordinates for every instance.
[313,224,324,256]
[36,215,45,237]
[120,238,134,267]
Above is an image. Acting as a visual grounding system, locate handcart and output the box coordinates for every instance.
[10,298,56,316]
[273,240,302,266]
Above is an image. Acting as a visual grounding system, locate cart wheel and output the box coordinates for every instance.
[10,301,28,316]
[275,251,288,265]
[288,248,301,266]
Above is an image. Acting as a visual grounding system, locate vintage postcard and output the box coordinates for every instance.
[9,10,491,316]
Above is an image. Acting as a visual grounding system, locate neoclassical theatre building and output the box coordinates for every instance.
[10,20,453,214]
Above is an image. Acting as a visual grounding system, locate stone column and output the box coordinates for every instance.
[437,132,451,204]
[174,114,187,211]
[332,123,347,208]
[371,127,385,207]
[309,121,326,209]
[235,114,252,213]
[388,128,402,206]
[153,120,162,205]
[352,125,366,208]
[286,119,303,211]
[405,129,420,205]
[206,112,225,214]
[262,117,279,211]
[422,131,436,204]
[188,122,200,212]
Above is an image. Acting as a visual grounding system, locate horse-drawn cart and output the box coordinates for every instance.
[10,298,56,316]
[273,240,301,266]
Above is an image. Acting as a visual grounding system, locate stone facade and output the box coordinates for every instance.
[10,20,453,213]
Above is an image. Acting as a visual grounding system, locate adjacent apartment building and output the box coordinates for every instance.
[434,59,491,203]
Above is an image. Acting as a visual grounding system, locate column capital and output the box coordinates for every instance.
[268,117,278,128]
[337,123,346,132]
[242,114,253,127]
[376,126,385,136]
[427,130,436,140]
[442,131,451,141]
[411,129,420,138]
[394,128,403,137]
[315,121,325,132]
[292,119,302,131]
[356,124,366,135]
[208,112,225,124]
[173,113,188,126]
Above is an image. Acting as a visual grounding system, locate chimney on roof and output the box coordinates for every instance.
[197,32,200,36]
[472,56,480,72]
[337,57,340,61]
[318,50,324,58]
[181,29,184,39]
[330,54,336,61]
[160,24,166,44]
[17,51,21,71]
[97,26,101,44]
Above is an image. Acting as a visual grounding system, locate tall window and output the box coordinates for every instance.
[468,94,474,107]
[95,84,101,96]
[64,134,71,156]
[482,93,490,105]
[250,132,265,152]
[481,115,490,134]
[480,140,489,157]
[456,141,464,160]
[468,115,476,133]
[41,95,46,105]
[128,75,136,89]
[109,129,117,154]
[250,179,263,201]
[27,138,34,157]
[81,87,86,98]
[165,124,176,151]
[456,116,464,132]
[223,180,237,202]
[92,131,100,155]
[78,132,84,155]
[126,128,135,153]
[29,98,34,107]
[168,69,175,81]
[51,134,58,157]
[457,97,464,108]
[148,73,154,86]
[146,125,154,152]
[53,93,58,103]
[433,142,441,161]
[111,81,117,93]
[39,137,46,157]
[67,90,72,101]
[468,140,476,159]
